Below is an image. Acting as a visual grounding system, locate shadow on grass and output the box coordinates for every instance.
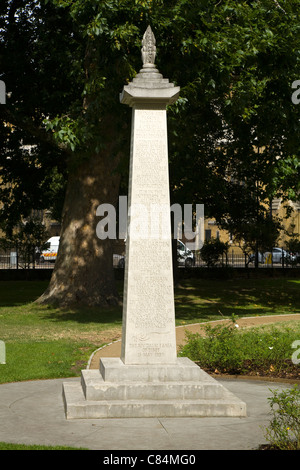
[39,278,300,326]
[35,279,124,325]
[0,279,123,325]
[1,278,299,326]
[38,303,123,325]
[0,281,50,307]
[174,278,300,323]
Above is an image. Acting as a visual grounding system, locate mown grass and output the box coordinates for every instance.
[0,277,299,384]
[174,277,300,323]
[0,441,88,450]
[0,281,123,383]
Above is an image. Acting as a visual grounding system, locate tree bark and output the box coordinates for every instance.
[36,149,121,307]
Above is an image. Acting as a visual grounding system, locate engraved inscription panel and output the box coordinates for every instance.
[122,107,176,364]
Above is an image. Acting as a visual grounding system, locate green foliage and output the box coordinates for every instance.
[179,320,300,376]
[0,218,48,267]
[234,212,282,256]
[286,238,300,254]
[1,0,300,273]
[0,125,67,233]
[264,386,300,450]
[199,237,229,267]
[179,318,244,371]
[182,319,245,371]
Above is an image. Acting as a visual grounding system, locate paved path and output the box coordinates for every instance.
[0,376,295,450]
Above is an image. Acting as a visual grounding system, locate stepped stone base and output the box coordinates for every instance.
[63,358,247,419]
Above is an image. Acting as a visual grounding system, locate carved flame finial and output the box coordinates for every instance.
[141,26,156,66]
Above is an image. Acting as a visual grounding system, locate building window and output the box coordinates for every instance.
[205,229,211,241]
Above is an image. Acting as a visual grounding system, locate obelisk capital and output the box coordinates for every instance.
[120,26,180,107]
[141,25,157,67]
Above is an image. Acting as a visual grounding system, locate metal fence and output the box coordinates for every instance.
[0,250,299,270]
[192,253,300,269]
[0,252,55,269]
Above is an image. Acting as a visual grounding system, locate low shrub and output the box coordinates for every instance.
[179,318,300,377]
[263,386,300,450]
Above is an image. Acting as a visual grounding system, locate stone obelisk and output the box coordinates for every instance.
[119,26,179,365]
[62,28,246,418]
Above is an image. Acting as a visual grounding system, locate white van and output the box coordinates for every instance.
[40,237,125,267]
[177,240,195,267]
[40,236,60,263]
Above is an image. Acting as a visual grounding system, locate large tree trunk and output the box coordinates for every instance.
[36,150,121,307]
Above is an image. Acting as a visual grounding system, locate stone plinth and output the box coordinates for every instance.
[63,358,246,419]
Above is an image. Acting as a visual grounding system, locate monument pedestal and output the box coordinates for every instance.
[63,357,246,418]
[63,27,246,419]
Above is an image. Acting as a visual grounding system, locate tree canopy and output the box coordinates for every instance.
[0,0,300,305]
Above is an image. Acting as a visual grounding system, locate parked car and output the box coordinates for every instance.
[113,254,125,268]
[40,236,126,268]
[113,241,195,268]
[264,247,296,263]
[177,240,195,267]
[249,247,296,265]
[248,252,264,264]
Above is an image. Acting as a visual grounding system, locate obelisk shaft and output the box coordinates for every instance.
[120,27,180,365]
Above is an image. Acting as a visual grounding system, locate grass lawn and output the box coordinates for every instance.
[0,277,299,384]
[175,277,300,323]
[0,442,88,450]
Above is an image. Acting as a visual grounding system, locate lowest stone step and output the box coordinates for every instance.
[63,381,246,419]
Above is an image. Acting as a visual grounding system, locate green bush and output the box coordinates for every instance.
[199,238,229,267]
[179,319,300,375]
[179,319,245,373]
[263,386,300,450]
